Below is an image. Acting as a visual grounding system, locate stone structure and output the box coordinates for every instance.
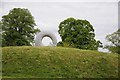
[35,31,57,46]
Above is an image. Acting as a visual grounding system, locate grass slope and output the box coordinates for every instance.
[2,46,118,78]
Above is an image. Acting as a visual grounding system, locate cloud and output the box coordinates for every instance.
[1,0,119,2]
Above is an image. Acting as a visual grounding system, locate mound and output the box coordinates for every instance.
[2,46,118,78]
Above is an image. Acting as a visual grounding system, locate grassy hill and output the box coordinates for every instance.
[2,46,118,78]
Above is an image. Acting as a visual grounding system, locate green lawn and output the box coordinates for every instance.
[2,46,118,78]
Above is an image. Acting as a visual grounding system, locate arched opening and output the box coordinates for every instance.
[42,36,52,46]
[35,31,57,46]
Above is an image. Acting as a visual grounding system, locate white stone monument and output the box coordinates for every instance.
[35,31,57,46]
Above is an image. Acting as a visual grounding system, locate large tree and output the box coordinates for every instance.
[58,18,102,50]
[1,8,40,47]
[105,29,120,54]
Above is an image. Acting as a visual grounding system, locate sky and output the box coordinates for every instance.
[0,0,119,52]
[1,0,119,2]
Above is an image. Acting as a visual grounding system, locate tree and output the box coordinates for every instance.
[105,29,120,54]
[58,18,102,50]
[57,41,74,48]
[1,8,40,47]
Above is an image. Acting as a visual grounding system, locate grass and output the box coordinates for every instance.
[2,46,118,78]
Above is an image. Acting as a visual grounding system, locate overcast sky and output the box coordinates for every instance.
[1,0,119,52]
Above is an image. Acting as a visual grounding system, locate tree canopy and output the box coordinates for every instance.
[58,18,102,50]
[1,8,40,46]
[105,29,120,54]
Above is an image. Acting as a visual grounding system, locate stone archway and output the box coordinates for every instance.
[35,31,57,46]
